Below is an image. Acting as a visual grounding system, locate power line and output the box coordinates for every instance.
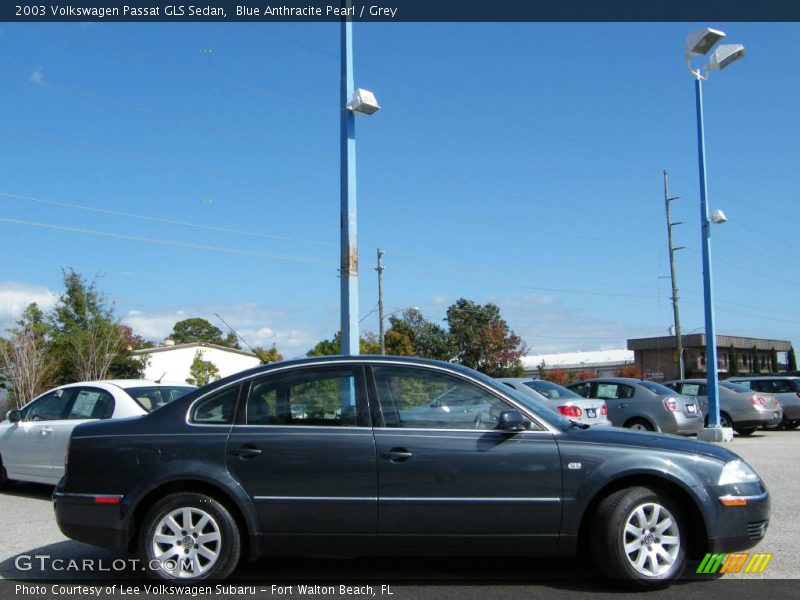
[0,126,329,196]
[0,192,336,248]
[0,217,336,267]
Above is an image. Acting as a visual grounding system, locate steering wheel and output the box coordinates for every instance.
[473,414,484,429]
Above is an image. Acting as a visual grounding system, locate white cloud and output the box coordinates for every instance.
[28,68,44,86]
[0,281,58,331]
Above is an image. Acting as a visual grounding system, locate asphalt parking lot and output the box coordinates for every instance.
[0,430,796,589]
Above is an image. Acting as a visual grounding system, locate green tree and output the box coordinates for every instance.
[169,318,240,349]
[307,331,383,356]
[186,350,220,386]
[752,345,761,374]
[254,344,284,364]
[729,345,740,376]
[108,325,150,379]
[0,303,55,408]
[384,330,414,356]
[445,298,527,377]
[788,347,797,371]
[49,270,128,382]
[537,360,547,380]
[770,347,779,373]
[386,308,457,361]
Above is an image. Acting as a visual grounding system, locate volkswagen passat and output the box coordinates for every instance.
[54,357,769,587]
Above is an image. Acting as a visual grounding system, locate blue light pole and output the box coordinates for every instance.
[340,14,359,356]
[693,74,721,429]
[685,28,746,442]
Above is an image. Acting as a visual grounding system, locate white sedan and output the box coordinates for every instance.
[0,379,196,487]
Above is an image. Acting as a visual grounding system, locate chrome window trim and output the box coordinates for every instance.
[184,358,559,433]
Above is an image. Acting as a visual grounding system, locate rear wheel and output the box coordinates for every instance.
[139,492,241,581]
[625,418,654,432]
[0,457,8,490]
[784,419,800,430]
[591,486,685,587]
[719,413,733,429]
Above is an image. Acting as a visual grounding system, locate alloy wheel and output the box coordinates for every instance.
[622,502,681,577]
[151,507,222,578]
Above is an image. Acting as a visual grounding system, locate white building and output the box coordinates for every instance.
[522,349,634,378]
[133,342,261,384]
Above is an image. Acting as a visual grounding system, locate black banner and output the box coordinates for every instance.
[2,0,800,23]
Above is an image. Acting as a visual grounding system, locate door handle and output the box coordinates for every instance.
[230,444,262,459]
[619,403,628,409]
[41,427,54,435]
[381,448,413,462]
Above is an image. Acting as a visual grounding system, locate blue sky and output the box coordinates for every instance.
[0,22,798,358]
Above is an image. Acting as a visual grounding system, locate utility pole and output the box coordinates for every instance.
[664,170,685,379]
[376,248,385,355]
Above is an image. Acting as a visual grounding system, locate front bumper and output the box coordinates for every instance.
[700,482,771,553]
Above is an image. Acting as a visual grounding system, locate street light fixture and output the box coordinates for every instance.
[685,27,746,443]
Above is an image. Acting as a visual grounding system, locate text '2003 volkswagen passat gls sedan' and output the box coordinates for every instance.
[54,356,769,587]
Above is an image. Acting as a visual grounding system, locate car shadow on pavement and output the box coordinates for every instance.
[0,482,54,501]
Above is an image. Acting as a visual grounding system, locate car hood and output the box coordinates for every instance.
[561,426,738,463]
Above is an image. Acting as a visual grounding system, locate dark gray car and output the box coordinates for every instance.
[727,376,800,430]
[567,378,703,435]
[665,379,782,435]
[54,356,768,587]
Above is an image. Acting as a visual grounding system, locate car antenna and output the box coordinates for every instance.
[214,312,258,354]
[154,372,167,384]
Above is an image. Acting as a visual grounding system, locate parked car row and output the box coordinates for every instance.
[49,356,769,587]
[502,374,798,437]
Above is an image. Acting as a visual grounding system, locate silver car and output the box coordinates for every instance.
[497,378,611,427]
[665,379,782,436]
[727,376,800,430]
[566,377,703,435]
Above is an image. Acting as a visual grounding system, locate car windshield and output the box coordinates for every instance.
[720,381,751,393]
[638,381,677,395]
[125,386,196,412]
[525,380,583,400]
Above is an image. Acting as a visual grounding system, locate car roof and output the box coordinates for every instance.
[570,377,647,384]
[496,377,536,383]
[728,375,798,380]
[100,379,196,389]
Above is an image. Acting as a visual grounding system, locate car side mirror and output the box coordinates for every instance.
[7,410,21,424]
[497,409,528,432]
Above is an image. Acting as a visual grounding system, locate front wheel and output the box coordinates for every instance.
[784,419,800,430]
[139,492,241,581]
[591,486,685,587]
[0,456,9,490]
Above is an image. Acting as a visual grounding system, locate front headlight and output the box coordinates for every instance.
[718,459,760,485]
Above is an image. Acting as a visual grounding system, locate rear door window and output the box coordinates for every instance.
[67,388,115,419]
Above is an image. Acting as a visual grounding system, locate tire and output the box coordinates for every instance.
[734,427,757,436]
[139,492,241,581]
[719,413,733,429]
[591,486,686,588]
[625,418,654,432]
[784,420,800,430]
[0,456,9,490]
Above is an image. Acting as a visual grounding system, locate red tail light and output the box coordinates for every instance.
[93,496,121,505]
[601,403,608,416]
[557,405,583,418]
[663,398,680,412]
[751,395,767,407]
